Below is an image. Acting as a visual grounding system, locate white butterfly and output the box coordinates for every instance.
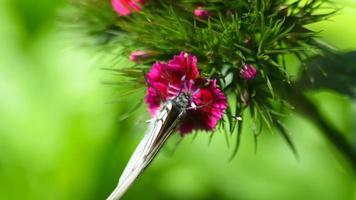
[107,93,190,200]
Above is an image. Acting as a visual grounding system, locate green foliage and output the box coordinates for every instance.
[62,0,118,45]
[298,50,356,99]
[10,0,64,35]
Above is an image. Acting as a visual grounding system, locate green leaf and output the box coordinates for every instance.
[275,119,298,158]
[298,51,356,99]
[229,117,243,160]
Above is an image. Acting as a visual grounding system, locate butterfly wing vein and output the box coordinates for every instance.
[107,101,185,200]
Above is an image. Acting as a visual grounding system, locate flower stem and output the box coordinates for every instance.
[291,89,356,171]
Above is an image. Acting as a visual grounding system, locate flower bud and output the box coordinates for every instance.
[129,50,149,62]
[278,5,288,16]
[194,7,211,19]
[112,0,144,16]
[240,64,257,80]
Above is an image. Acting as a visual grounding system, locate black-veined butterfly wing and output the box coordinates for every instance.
[107,101,185,200]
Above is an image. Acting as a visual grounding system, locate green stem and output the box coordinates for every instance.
[291,89,356,171]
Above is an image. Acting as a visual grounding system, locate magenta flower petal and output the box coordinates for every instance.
[168,52,199,81]
[145,53,227,135]
[194,7,211,19]
[145,52,200,116]
[112,0,144,16]
[145,62,170,116]
[179,79,227,135]
[112,0,130,16]
[129,50,149,62]
[129,0,145,11]
[240,64,257,80]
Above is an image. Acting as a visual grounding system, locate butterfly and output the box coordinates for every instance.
[107,93,191,200]
[107,52,227,199]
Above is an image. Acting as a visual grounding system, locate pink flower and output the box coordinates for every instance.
[179,79,227,134]
[194,7,211,19]
[112,0,144,16]
[240,64,257,80]
[129,50,149,62]
[145,52,199,115]
[145,52,227,135]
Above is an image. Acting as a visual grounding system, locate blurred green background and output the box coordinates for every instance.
[0,0,355,199]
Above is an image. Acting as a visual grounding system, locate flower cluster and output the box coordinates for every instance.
[67,1,354,199]
[68,0,337,157]
[145,52,227,135]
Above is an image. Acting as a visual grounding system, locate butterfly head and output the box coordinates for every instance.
[173,92,191,111]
